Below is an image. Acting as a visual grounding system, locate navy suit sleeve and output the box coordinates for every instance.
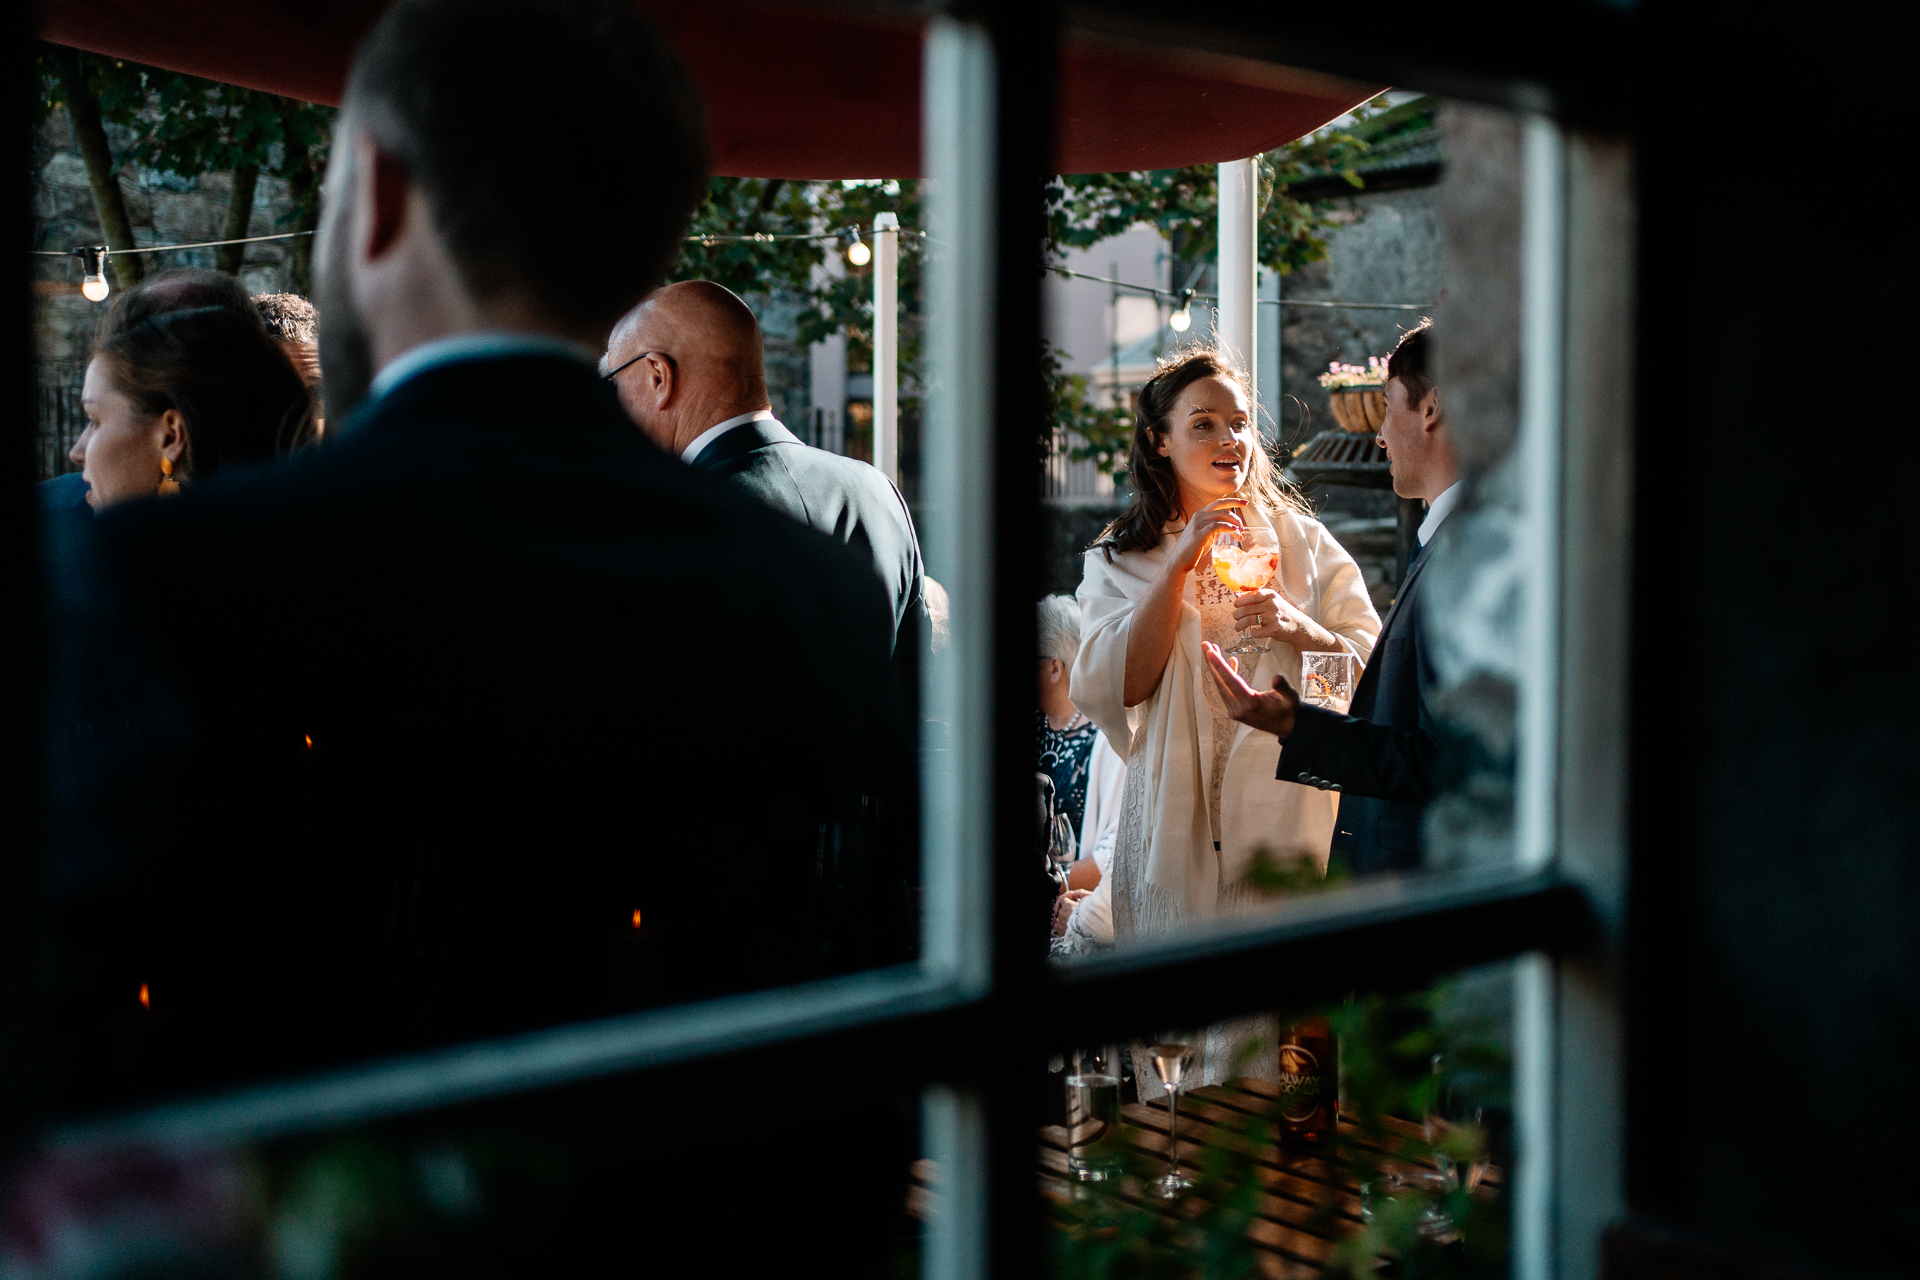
[1275,701,1440,806]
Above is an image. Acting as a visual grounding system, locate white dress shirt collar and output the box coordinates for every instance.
[682,408,777,464]
[368,331,600,403]
[1417,479,1464,547]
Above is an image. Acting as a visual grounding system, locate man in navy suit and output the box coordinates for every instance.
[1203,320,1459,874]
[604,280,925,649]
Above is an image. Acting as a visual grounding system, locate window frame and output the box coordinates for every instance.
[14,14,1637,1280]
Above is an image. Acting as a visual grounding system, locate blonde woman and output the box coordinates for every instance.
[1071,347,1380,1093]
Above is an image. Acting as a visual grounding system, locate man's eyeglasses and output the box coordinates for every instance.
[602,350,674,381]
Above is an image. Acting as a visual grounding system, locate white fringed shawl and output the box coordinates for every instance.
[1071,506,1381,941]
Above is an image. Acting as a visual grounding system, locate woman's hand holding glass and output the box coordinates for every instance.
[1168,497,1248,576]
[1233,586,1322,649]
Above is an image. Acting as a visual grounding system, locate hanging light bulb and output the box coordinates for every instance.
[1168,287,1194,333]
[77,244,110,302]
[845,227,871,267]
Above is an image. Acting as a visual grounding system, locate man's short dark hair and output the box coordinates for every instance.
[253,292,318,344]
[345,0,708,334]
[1386,317,1434,405]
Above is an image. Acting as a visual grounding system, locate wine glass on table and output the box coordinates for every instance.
[1210,526,1282,656]
[1046,810,1076,894]
[1146,1036,1197,1198]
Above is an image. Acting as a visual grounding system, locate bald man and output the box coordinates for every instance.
[605,280,925,647]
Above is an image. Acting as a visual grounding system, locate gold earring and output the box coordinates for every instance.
[158,456,180,497]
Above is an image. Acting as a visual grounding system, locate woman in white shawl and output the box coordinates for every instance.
[1071,347,1381,1094]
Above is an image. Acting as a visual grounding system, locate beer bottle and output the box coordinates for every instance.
[1276,1016,1338,1149]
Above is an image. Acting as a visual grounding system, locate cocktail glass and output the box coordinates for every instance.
[1301,651,1356,712]
[1211,527,1281,656]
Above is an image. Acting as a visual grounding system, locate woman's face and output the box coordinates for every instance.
[72,359,185,510]
[1154,373,1255,515]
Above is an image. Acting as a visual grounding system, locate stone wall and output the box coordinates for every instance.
[1277,186,1446,456]
[1279,181,1447,611]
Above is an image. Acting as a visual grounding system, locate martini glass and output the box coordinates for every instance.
[1146,1037,1196,1197]
[1211,527,1282,656]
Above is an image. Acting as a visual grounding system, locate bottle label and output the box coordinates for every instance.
[1276,1043,1324,1123]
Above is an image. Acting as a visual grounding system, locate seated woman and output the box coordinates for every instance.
[1071,347,1381,1092]
[69,278,316,510]
[1038,595,1123,865]
[1038,594,1126,951]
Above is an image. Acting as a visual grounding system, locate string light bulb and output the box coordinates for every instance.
[77,245,110,302]
[845,227,871,267]
[1167,287,1197,333]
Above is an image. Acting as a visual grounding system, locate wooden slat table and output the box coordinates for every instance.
[908,1080,1501,1278]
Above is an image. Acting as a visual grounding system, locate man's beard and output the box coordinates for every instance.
[314,221,376,428]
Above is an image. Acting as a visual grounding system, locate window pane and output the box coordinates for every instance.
[31,14,979,1119]
[1042,95,1561,980]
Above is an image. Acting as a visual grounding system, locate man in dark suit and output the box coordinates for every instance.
[1202,321,1459,874]
[603,280,925,648]
[46,0,901,1102]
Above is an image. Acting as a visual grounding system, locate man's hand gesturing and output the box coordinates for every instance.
[1202,641,1302,740]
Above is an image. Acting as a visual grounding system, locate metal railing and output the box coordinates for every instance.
[37,372,85,482]
[1042,429,1116,505]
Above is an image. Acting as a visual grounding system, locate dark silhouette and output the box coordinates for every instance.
[43,0,902,1109]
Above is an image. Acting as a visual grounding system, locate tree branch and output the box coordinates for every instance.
[47,47,144,289]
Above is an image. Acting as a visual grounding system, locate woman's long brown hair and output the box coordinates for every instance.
[93,302,317,480]
[1092,345,1304,559]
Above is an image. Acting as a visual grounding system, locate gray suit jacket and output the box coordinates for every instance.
[690,418,925,646]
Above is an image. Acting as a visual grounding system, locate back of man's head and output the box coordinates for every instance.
[344,0,708,335]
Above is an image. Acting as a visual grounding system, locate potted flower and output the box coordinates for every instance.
[1317,357,1390,433]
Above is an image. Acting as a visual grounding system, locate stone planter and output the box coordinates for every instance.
[1327,385,1386,433]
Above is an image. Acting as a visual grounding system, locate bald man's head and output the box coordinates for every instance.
[604,280,771,454]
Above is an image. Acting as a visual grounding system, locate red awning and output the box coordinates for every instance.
[37,0,1382,178]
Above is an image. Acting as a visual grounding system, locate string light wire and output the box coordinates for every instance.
[1047,263,1431,311]
[31,223,926,261]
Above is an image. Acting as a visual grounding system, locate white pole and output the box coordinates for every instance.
[1258,266,1282,443]
[1216,158,1258,397]
[873,210,901,484]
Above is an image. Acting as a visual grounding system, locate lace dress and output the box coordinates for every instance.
[1115,565,1277,1096]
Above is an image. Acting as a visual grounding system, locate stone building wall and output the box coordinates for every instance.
[32,113,311,478]
[1278,185,1445,454]
[1278,182,1446,609]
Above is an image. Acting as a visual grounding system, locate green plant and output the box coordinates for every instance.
[1050,986,1508,1280]
[1043,96,1444,476]
[37,47,334,288]
[1317,358,1390,390]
